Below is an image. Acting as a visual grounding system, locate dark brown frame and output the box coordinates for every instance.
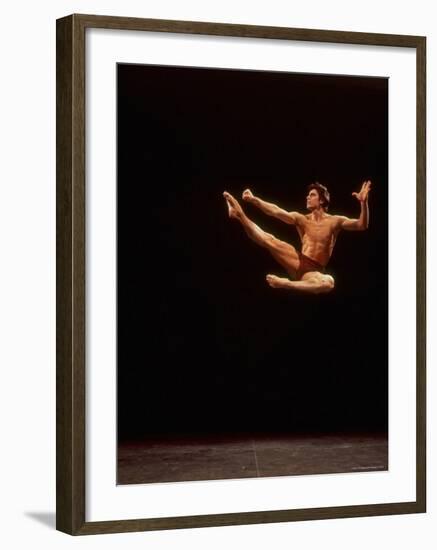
[56,13,426,536]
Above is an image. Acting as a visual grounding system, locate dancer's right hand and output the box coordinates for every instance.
[242,189,254,202]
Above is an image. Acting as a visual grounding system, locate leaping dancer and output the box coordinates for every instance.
[223,181,371,294]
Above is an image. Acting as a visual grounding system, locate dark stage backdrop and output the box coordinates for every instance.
[117,64,388,441]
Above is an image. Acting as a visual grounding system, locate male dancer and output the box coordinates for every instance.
[223,181,371,294]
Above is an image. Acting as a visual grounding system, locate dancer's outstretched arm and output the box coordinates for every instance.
[337,180,371,231]
[242,188,304,225]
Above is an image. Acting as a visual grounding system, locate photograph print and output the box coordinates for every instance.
[116,62,388,485]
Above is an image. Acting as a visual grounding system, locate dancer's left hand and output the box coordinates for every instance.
[352,180,372,202]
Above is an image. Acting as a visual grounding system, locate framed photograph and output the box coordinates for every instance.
[56,14,426,535]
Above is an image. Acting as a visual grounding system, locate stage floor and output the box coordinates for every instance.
[117,433,388,485]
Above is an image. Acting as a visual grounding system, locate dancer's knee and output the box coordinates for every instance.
[318,275,335,293]
[263,233,281,249]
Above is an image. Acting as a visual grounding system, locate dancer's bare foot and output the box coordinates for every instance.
[266,274,292,289]
[223,191,244,220]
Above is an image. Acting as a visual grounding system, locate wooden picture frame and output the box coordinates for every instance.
[56,13,426,535]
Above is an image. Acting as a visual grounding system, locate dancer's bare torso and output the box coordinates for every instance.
[294,213,342,267]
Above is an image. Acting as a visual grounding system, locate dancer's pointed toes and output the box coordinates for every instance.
[266,274,283,288]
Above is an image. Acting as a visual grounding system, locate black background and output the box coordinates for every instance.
[117,64,388,441]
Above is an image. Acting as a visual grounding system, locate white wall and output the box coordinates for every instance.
[0,0,434,548]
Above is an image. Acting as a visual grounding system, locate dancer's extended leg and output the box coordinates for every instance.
[224,191,273,246]
[223,191,299,275]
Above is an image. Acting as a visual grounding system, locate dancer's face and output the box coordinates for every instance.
[306,189,322,210]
